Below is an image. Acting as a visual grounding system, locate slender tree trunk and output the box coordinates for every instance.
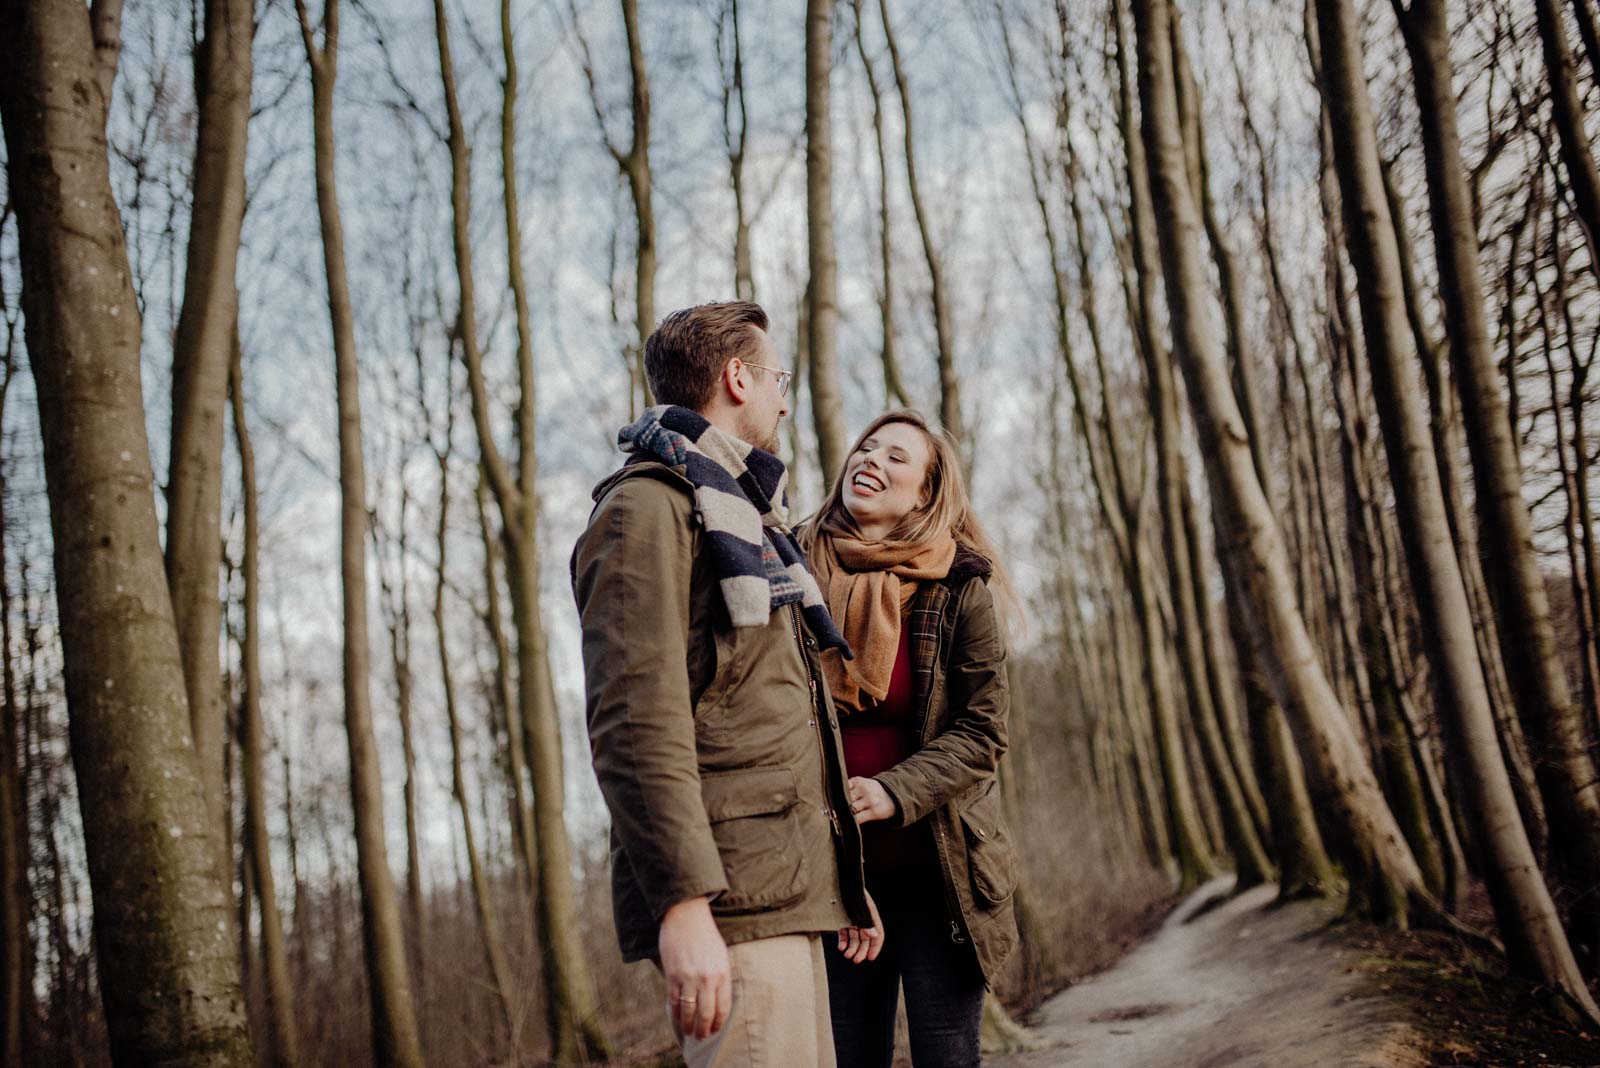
[620,0,654,405]
[1315,0,1597,1018]
[1110,0,1223,890]
[806,0,847,486]
[1536,0,1600,270]
[719,0,755,302]
[376,494,426,980]
[165,0,253,859]
[0,344,26,1068]
[1398,0,1600,960]
[497,0,543,903]
[432,430,517,1049]
[1129,0,1428,926]
[852,0,911,407]
[293,2,426,1060]
[231,343,299,1068]
[877,0,961,440]
[446,2,609,1056]
[0,3,254,1061]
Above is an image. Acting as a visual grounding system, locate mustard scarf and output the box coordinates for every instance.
[809,518,956,714]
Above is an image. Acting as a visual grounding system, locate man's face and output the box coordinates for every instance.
[734,329,790,455]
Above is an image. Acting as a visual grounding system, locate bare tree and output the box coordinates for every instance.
[0,249,28,1067]
[1314,0,1598,1019]
[807,0,848,485]
[438,0,609,1057]
[717,0,756,302]
[575,0,656,412]
[164,0,253,858]
[1394,0,1600,961]
[851,0,912,407]
[1127,0,1429,925]
[0,2,254,1062]
[230,341,299,1068]
[293,1,426,1060]
[877,0,962,439]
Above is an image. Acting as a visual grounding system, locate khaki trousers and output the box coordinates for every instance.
[679,933,836,1068]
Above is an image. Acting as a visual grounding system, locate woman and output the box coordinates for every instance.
[802,410,1020,1068]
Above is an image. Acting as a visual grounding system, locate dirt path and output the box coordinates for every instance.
[990,877,1427,1068]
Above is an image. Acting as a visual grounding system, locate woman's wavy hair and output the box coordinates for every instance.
[801,409,1023,637]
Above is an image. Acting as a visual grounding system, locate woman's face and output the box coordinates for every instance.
[841,421,933,537]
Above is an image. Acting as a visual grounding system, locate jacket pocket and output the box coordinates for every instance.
[958,781,1017,907]
[701,766,807,915]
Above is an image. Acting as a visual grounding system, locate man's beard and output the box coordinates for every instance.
[738,412,782,456]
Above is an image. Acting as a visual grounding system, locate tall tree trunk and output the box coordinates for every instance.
[0,3,254,1062]
[806,0,847,486]
[446,2,609,1057]
[496,0,543,902]
[432,428,517,1050]
[1109,0,1221,890]
[231,343,300,1068]
[877,0,961,440]
[1128,0,1427,926]
[165,0,253,862]
[1157,16,1275,885]
[1314,0,1598,1019]
[852,0,911,407]
[620,0,654,407]
[0,335,27,1067]
[718,0,755,302]
[293,3,426,1061]
[1536,0,1600,270]
[1397,0,1600,961]
[376,493,426,980]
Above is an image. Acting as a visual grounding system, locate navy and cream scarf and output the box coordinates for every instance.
[618,405,851,657]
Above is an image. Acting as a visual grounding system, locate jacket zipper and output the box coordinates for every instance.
[790,604,841,837]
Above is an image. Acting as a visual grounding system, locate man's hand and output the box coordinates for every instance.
[848,776,897,824]
[836,888,885,963]
[659,896,732,1040]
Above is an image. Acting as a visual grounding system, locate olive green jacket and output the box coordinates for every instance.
[571,458,871,962]
[875,549,1019,983]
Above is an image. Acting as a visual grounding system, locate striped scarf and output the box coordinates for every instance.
[618,405,851,657]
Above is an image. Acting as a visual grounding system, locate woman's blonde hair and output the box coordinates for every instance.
[801,409,1023,636]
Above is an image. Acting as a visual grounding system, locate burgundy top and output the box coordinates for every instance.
[840,626,936,873]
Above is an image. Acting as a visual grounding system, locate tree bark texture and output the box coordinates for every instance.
[0,3,254,1062]
[165,0,253,859]
[294,2,426,1060]
[1397,0,1600,959]
[230,344,300,1068]
[441,2,609,1056]
[1315,0,1598,1019]
[1129,0,1428,925]
[806,0,847,487]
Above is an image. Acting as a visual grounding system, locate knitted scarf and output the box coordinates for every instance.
[808,517,955,714]
[618,405,850,656]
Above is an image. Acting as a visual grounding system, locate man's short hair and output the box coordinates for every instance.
[645,301,770,410]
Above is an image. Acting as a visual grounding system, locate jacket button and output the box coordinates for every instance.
[806,635,817,649]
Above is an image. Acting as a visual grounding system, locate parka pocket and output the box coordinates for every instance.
[701,766,807,915]
[958,781,1017,907]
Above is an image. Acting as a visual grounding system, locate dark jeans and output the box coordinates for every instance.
[824,873,985,1068]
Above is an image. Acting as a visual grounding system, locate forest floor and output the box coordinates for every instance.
[988,875,1600,1068]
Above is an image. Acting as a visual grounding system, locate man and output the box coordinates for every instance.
[572,301,879,1067]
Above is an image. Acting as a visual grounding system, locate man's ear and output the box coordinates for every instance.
[722,359,749,405]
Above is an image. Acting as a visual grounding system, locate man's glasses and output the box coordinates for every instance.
[742,360,793,398]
